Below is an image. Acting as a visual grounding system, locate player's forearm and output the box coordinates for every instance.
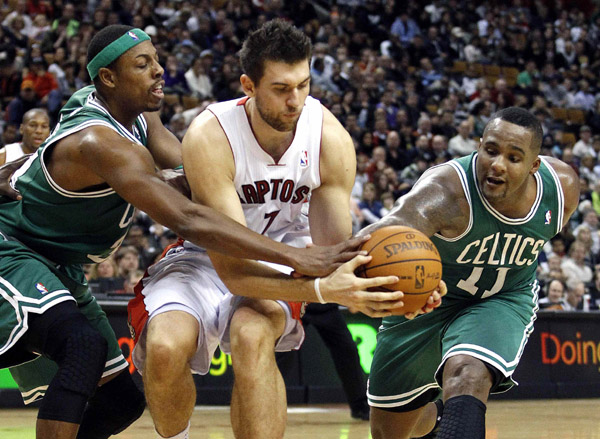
[215,261,318,302]
[173,203,298,267]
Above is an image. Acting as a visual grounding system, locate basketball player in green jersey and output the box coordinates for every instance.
[363,107,580,439]
[0,25,401,439]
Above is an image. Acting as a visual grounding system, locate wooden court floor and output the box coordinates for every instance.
[2,399,600,438]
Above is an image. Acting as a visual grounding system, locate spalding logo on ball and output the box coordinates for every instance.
[358,226,442,314]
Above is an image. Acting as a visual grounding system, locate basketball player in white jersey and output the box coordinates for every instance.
[128,20,443,439]
[0,108,50,165]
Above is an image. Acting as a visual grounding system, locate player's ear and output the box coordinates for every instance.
[529,156,541,175]
[240,74,255,97]
[98,67,117,89]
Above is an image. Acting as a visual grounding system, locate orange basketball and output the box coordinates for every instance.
[358,226,443,314]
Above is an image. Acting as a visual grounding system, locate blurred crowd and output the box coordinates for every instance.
[1,0,600,310]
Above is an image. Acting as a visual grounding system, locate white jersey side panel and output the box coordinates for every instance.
[206,96,323,243]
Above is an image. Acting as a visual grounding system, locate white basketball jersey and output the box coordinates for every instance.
[3,142,26,163]
[207,95,323,243]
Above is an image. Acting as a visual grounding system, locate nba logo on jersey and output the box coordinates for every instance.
[544,210,552,225]
[128,31,139,40]
[35,283,49,294]
[300,151,309,168]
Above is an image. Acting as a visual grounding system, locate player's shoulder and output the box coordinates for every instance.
[321,104,352,148]
[185,107,227,144]
[540,155,577,179]
[540,155,580,208]
[408,160,469,207]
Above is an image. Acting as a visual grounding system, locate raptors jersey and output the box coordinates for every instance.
[205,95,323,243]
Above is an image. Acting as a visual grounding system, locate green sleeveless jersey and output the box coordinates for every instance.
[0,85,148,265]
[431,153,564,300]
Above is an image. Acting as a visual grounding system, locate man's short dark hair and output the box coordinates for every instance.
[487,107,543,153]
[239,19,312,85]
[87,24,134,79]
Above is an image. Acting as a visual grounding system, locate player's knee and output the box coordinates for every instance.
[38,313,108,423]
[230,319,275,358]
[146,337,192,378]
[442,355,493,398]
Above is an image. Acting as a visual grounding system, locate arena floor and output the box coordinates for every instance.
[2,399,599,438]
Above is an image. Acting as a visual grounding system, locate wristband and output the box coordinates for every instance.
[314,277,326,304]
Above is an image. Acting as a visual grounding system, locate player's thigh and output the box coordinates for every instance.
[370,406,426,439]
[230,298,287,341]
[76,291,128,374]
[440,293,537,391]
[368,312,447,411]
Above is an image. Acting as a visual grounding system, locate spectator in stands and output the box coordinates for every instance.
[358,182,383,227]
[538,279,566,310]
[561,241,593,286]
[4,79,41,125]
[88,256,119,281]
[491,78,515,107]
[115,245,140,280]
[163,55,189,96]
[390,11,420,48]
[0,123,19,147]
[538,253,568,287]
[579,208,600,253]
[573,125,595,159]
[574,79,595,111]
[448,119,478,157]
[22,57,62,121]
[542,74,569,107]
[185,56,213,100]
[431,134,451,164]
[124,224,160,270]
[0,108,49,165]
[562,280,587,311]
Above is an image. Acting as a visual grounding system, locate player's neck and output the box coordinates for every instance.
[95,93,138,133]
[245,99,294,161]
[21,143,37,155]
[487,174,538,218]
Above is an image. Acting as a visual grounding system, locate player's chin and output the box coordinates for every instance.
[145,102,163,112]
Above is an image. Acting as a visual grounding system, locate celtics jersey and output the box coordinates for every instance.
[431,153,564,300]
[0,85,148,265]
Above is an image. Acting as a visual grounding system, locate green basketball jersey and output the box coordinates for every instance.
[431,153,563,300]
[0,85,148,265]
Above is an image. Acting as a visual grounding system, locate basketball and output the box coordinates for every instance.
[358,226,443,314]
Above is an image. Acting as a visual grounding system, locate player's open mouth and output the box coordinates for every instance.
[151,83,164,98]
[486,176,504,186]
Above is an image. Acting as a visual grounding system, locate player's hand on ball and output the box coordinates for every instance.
[289,235,371,277]
[319,254,405,318]
[404,280,447,320]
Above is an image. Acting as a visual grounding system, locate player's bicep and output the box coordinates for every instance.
[309,184,353,245]
[143,111,183,169]
[79,129,193,228]
[181,113,246,225]
[364,166,463,237]
[310,108,355,244]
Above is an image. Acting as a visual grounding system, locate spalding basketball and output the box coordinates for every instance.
[359,226,442,314]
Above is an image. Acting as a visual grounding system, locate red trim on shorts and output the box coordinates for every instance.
[127,238,185,344]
